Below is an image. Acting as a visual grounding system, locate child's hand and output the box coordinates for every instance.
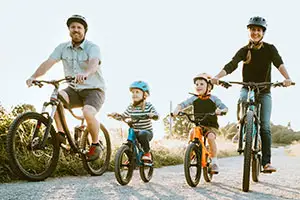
[172,105,182,117]
[215,108,227,116]
[108,112,122,120]
[148,113,159,120]
[148,113,154,118]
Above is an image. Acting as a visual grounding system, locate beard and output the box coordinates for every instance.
[70,32,85,46]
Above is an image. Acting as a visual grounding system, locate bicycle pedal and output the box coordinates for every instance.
[262,170,273,174]
[143,162,153,167]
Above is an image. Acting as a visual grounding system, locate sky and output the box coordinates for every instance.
[1,0,299,139]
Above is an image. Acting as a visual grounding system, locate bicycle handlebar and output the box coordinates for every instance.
[107,113,150,127]
[32,76,75,88]
[170,111,224,125]
[227,81,295,88]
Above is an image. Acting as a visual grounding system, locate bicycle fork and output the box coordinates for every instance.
[31,103,57,150]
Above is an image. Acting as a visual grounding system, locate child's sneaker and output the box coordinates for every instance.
[232,133,239,143]
[86,143,101,162]
[210,163,219,174]
[142,152,152,161]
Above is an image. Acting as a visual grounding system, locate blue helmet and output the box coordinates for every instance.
[129,81,150,95]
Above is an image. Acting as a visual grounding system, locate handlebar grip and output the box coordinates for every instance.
[220,111,227,116]
[218,80,232,89]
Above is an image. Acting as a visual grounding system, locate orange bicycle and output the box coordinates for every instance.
[172,111,224,187]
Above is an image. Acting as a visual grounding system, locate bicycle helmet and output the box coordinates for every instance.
[66,15,88,32]
[129,81,150,95]
[247,16,267,32]
[193,73,214,93]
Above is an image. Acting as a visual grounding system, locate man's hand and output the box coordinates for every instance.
[26,77,36,87]
[75,73,89,84]
[283,78,292,87]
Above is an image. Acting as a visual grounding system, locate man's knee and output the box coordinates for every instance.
[83,105,97,120]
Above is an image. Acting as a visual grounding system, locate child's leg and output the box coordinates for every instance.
[137,130,153,153]
[207,132,217,159]
[207,131,219,173]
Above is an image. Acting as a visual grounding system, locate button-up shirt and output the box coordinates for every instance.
[49,39,105,91]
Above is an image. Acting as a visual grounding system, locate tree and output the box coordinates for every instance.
[11,104,36,117]
[163,106,194,139]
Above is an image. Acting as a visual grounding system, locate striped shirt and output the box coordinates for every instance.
[122,102,159,131]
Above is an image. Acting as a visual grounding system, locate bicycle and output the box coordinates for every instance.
[108,113,154,185]
[227,81,295,192]
[171,111,225,187]
[6,77,111,181]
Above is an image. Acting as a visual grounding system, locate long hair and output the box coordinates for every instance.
[243,40,264,64]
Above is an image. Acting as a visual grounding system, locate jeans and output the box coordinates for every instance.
[239,88,272,166]
[137,130,153,153]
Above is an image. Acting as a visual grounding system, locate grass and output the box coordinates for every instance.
[0,128,238,183]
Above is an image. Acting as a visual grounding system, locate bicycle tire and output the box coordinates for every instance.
[114,144,134,185]
[203,153,213,182]
[252,154,261,182]
[81,123,111,176]
[242,111,254,192]
[139,152,154,183]
[6,112,60,181]
[184,142,202,187]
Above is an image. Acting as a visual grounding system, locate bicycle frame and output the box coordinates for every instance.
[191,126,210,168]
[33,79,86,154]
[127,127,147,166]
[238,87,260,153]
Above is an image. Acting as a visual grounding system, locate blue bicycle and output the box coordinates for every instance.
[108,113,154,185]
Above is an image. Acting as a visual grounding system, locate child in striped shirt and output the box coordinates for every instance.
[112,81,159,161]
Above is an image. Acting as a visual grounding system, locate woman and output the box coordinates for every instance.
[212,16,293,173]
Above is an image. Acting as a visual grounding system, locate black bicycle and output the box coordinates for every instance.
[6,77,111,181]
[227,81,295,192]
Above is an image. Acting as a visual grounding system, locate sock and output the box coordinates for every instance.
[58,131,65,137]
[211,157,218,165]
[92,143,100,146]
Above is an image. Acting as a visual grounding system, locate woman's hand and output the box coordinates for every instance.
[283,78,292,87]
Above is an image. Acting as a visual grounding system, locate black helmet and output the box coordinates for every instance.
[247,16,267,32]
[66,15,88,32]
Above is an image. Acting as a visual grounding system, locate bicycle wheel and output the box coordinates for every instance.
[203,153,213,182]
[114,144,134,185]
[242,111,254,192]
[6,112,60,181]
[184,142,202,187]
[81,123,111,176]
[252,153,261,182]
[139,152,154,183]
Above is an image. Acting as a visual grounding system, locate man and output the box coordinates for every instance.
[26,15,105,161]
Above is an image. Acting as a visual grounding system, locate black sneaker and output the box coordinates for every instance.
[57,132,66,145]
[86,144,101,162]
